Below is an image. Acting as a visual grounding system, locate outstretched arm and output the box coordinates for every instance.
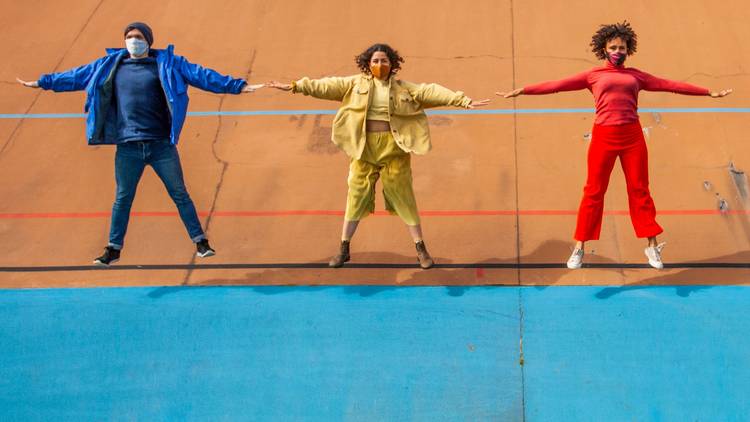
[497,70,590,98]
[175,56,257,94]
[402,81,489,109]
[638,70,731,98]
[268,77,353,102]
[20,59,104,92]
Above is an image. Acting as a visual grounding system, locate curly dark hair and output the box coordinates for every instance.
[355,43,404,77]
[590,21,638,60]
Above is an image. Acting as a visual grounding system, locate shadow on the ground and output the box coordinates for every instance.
[146,244,749,299]
[593,250,750,299]
[167,239,583,292]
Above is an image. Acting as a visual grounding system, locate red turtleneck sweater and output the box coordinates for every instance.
[523,62,710,126]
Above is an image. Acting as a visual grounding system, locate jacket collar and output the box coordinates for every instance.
[105,48,129,56]
[105,44,175,57]
[362,73,396,84]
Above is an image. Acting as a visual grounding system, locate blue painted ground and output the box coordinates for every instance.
[0,285,748,421]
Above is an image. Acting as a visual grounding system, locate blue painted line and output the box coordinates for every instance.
[2,107,750,119]
[639,107,750,113]
[0,113,87,119]
[188,109,336,116]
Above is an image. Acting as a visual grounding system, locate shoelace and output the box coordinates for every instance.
[568,249,583,264]
[649,242,667,259]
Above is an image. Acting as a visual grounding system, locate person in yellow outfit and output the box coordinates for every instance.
[268,43,489,269]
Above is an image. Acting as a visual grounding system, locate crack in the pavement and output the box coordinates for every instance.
[406,54,599,66]
[524,55,598,65]
[182,49,257,285]
[683,71,750,80]
[0,0,105,156]
[508,2,526,420]
[406,54,511,61]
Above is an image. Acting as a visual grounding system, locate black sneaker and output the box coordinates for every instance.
[196,239,216,258]
[94,246,120,267]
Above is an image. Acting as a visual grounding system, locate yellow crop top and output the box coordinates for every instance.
[366,77,390,121]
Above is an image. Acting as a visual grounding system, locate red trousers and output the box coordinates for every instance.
[574,121,663,241]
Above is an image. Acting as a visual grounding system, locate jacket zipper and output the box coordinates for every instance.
[158,63,173,116]
[92,56,122,142]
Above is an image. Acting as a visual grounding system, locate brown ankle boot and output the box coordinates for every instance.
[329,240,351,268]
[415,240,434,269]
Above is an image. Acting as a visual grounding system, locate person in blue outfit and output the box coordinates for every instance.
[17,22,262,266]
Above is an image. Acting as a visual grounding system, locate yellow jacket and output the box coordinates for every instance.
[292,74,472,159]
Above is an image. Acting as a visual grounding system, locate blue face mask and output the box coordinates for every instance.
[125,38,149,57]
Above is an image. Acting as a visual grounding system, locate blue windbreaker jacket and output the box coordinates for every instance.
[38,45,247,145]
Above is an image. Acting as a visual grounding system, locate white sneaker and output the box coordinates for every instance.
[644,243,666,269]
[567,248,584,269]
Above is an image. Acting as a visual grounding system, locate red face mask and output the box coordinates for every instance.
[370,63,391,79]
[607,51,626,66]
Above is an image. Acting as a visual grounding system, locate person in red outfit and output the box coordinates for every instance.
[498,21,732,269]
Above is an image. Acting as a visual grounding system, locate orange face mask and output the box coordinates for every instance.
[370,63,391,79]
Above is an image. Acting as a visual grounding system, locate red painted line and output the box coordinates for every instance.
[0,209,749,219]
[207,210,345,217]
[516,210,578,216]
[0,212,112,219]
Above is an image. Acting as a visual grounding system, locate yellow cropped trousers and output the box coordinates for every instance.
[344,132,420,226]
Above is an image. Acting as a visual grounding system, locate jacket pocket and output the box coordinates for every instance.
[395,92,420,114]
[351,82,370,108]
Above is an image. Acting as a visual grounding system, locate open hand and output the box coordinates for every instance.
[710,88,732,98]
[267,81,293,91]
[467,99,490,109]
[242,83,265,93]
[16,77,39,88]
[495,88,523,98]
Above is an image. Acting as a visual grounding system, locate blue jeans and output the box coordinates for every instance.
[109,140,205,249]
